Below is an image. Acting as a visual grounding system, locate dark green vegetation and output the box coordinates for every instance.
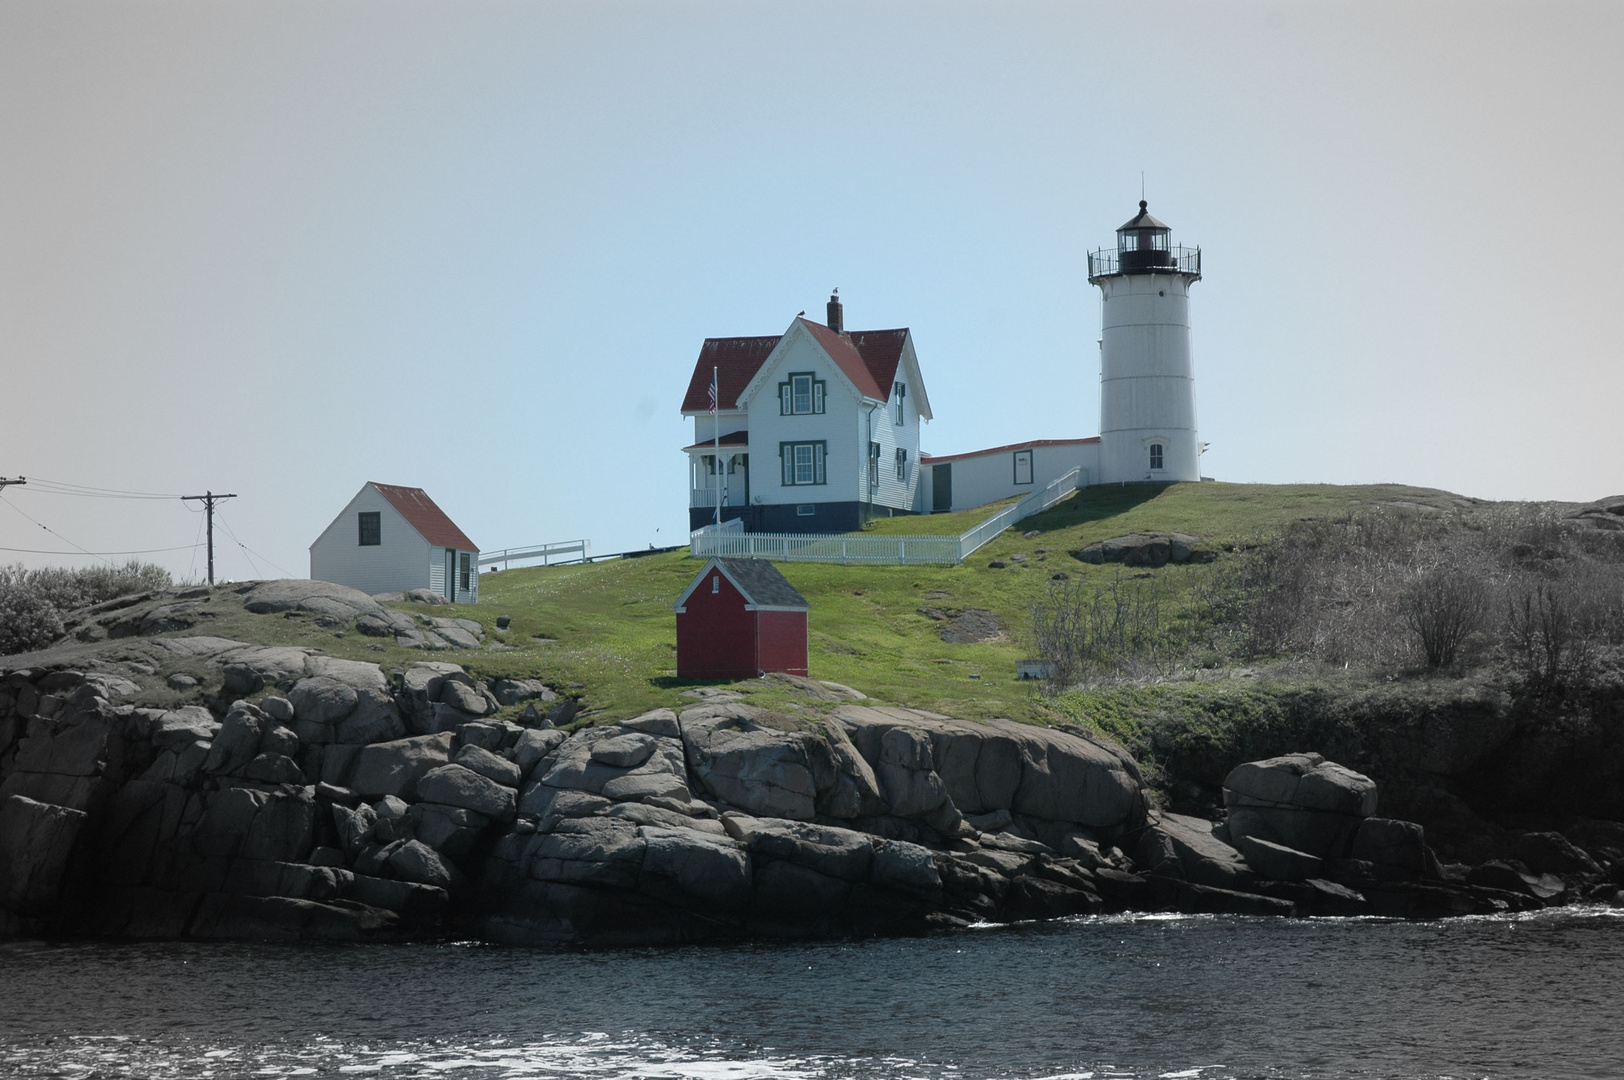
[0,561,173,655]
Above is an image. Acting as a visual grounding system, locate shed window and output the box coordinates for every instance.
[459,552,472,591]
[358,512,381,546]
[779,372,825,415]
[1149,443,1164,470]
[780,441,826,485]
[1014,449,1034,485]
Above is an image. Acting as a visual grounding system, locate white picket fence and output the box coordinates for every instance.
[690,467,1081,566]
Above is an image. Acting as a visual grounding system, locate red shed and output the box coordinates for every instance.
[674,557,809,680]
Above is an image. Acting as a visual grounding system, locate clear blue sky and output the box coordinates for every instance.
[3,1,1620,582]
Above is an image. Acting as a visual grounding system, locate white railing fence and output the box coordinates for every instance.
[479,539,591,570]
[689,467,1081,566]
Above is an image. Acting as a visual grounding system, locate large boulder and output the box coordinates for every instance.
[1135,812,1251,890]
[241,580,383,622]
[1224,753,1376,860]
[0,795,87,914]
[1071,532,1214,567]
[538,724,691,805]
[346,733,455,800]
[415,764,516,820]
[681,706,820,820]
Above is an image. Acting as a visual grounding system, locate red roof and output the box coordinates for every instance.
[371,483,478,551]
[679,319,911,412]
[920,437,1100,466]
[680,335,781,413]
[682,430,750,451]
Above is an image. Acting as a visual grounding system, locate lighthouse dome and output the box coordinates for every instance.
[1116,200,1176,271]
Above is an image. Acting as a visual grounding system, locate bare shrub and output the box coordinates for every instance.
[1029,567,1228,687]
[1404,566,1489,668]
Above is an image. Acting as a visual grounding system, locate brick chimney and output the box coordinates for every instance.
[826,288,843,334]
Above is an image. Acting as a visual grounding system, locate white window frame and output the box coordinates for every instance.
[780,441,827,486]
[1149,443,1164,471]
[893,382,906,425]
[779,372,825,415]
[869,441,881,487]
[895,446,908,480]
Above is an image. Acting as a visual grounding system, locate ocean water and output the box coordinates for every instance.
[2,908,1621,1080]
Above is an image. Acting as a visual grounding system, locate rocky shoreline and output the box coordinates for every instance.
[3,580,1622,945]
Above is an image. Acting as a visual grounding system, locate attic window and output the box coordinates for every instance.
[779,372,825,415]
[712,574,720,594]
[893,382,906,424]
[358,512,381,546]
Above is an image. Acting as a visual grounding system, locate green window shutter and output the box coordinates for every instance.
[781,444,793,485]
[814,443,825,484]
[780,383,791,414]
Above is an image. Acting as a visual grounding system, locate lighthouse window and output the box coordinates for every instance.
[1149,444,1164,471]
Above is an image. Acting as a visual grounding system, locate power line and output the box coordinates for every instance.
[18,476,185,500]
[214,510,294,579]
[0,543,201,556]
[0,493,111,565]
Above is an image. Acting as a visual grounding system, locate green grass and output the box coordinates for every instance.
[859,496,1022,536]
[458,481,1489,723]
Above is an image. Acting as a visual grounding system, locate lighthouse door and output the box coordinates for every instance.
[932,463,952,512]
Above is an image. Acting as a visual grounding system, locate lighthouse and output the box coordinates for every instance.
[1089,200,1203,484]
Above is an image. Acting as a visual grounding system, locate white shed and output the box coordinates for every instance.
[309,482,480,602]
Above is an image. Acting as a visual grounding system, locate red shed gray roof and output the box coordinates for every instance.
[717,558,808,610]
[371,483,478,551]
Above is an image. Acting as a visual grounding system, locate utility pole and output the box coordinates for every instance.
[0,476,26,492]
[181,490,236,585]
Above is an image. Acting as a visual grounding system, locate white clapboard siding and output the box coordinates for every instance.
[310,485,433,595]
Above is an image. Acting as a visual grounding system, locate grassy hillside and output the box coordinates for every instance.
[453,481,1483,721]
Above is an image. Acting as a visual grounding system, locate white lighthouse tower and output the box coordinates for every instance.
[1089,200,1203,484]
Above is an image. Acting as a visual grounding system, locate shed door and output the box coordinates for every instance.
[932,463,952,512]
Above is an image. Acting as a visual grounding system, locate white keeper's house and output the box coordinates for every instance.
[310,482,480,602]
[680,290,932,533]
[679,201,1206,534]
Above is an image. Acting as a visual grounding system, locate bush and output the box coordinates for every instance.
[0,582,65,655]
[0,561,173,657]
[1404,566,1489,668]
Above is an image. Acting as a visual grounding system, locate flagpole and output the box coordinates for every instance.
[713,365,721,527]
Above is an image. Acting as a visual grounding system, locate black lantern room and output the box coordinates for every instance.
[1116,200,1174,273]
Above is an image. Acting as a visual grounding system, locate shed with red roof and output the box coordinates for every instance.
[674,557,809,680]
[309,482,480,602]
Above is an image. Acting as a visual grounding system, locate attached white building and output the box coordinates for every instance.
[680,291,932,534]
[919,437,1099,514]
[309,482,480,602]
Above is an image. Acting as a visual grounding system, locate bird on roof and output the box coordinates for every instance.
[797,310,806,316]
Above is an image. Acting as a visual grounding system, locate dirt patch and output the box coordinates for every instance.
[920,607,1005,644]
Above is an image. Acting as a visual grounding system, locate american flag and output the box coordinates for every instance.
[708,371,718,415]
